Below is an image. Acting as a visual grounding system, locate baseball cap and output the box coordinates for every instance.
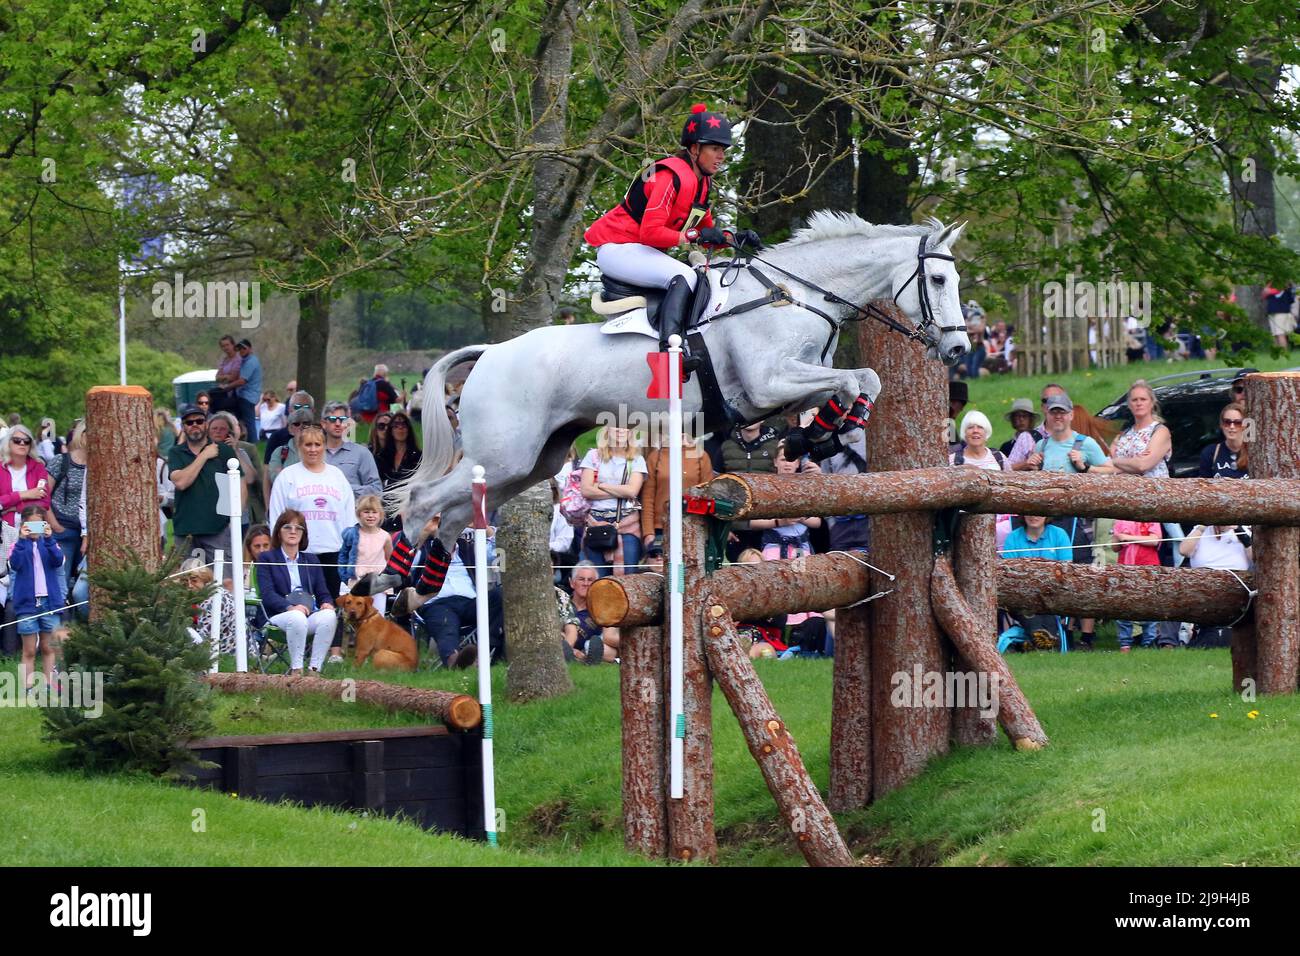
[236,338,252,349]
[1044,395,1074,413]
[179,403,206,420]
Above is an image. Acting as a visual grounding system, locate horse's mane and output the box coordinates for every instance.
[781,210,948,247]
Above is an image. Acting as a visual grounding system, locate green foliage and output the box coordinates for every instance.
[43,554,216,778]
[0,340,192,427]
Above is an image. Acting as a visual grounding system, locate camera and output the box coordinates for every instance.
[22,520,48,536]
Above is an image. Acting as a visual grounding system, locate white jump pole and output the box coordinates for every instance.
[471,465,498,846]
[118,258,128,386]
[667,334,684,799]
[209,549,224,674]
[227,459,248,673]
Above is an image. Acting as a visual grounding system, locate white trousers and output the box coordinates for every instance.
[597,243,696,291]
[270,608,338,671]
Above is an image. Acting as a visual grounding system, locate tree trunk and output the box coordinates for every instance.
[85,386,160,617]
[1229,55,1283,336]
[741,65,855,240]
[998,560,1255,624]
[1243,371,1300,694]
[203,672,481,729]
[700,592,854,867]
[859,313,951,797]
[668,513,715,862]
[500,482,573,703]
[828,601,872,810]
[931,555,1048,750]
[951,514,997,747]
[702,468,1300,526]
[622,625,667,857]
[296,287,331,406]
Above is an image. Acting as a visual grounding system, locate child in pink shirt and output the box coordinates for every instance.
[1112,520,1161,650]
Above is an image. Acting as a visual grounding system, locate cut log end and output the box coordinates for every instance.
[446,695,483,730]
[588,578,630,627]
[87,384,152,398]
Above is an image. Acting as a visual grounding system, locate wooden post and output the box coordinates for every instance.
[951,514,997,747]
[84,386,160,608]
[700,592,854,867]
[667,512,715,862]
[1243,371,1300,694]
[828,601,871,810]
[931,556,1048,749]
[858,312,951,797]
[621,625,667,857]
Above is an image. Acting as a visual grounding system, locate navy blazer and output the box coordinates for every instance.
[256,548,334,616]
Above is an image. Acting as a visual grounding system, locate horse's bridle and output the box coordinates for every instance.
[716,234,962,359]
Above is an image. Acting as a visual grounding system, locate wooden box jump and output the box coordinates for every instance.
[184,725,485,839]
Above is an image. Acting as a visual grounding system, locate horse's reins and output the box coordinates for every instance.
[706,235,961,360]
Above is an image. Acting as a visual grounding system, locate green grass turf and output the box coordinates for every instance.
[5,646,1296,866]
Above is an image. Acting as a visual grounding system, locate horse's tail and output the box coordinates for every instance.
[385,344,489,520]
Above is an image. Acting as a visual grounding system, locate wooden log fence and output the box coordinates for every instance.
[612,365,1300,867]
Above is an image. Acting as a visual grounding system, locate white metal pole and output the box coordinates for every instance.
[227,459,248,673]
[667,334,685,799]
[118,259,128,386]
[471,465,498,845]
[209,549,224,674]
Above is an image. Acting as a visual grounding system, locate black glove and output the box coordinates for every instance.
[695,226,729,246]
[733,228,764,251]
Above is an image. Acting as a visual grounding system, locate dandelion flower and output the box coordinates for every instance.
[1209,713,1219,718]
[1247,710,1259,719]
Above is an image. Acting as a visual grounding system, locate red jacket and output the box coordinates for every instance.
[585,155,715,251]
[0,458,52,527]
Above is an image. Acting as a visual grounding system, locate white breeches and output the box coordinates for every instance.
[270,608,338,670]
[597,244,696,290]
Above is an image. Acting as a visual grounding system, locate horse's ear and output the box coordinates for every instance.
[935,220,967,249]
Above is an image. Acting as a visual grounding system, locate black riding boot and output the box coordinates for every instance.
[658,275,691,354]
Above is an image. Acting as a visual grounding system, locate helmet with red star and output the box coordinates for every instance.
[680,102,733,148]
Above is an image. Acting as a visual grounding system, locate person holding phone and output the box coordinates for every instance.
[8,504,64,693]
[255,509,338,674]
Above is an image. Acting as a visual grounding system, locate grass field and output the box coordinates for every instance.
[4,646,1296,867]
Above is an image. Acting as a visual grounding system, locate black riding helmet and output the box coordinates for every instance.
[680,102,733,148]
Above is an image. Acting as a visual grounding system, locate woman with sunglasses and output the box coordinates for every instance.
[367,413,392,461]
[1198,402,1249,479]
[0,425,53,562]
[375,412,422,532]
[255,509,338,674]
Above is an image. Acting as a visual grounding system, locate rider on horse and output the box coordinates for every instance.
[585,103,763,356]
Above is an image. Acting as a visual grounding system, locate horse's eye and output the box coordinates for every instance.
[931,275,946,285]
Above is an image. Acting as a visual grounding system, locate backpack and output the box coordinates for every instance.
[954,448,1005,468]
[558,468,591,527]
[350,377,380,416]
[1034,433,1087,470]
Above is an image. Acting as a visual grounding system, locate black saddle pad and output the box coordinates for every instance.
[600,275,665,323]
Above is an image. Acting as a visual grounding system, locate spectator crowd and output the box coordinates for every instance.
[2,327,1271,691]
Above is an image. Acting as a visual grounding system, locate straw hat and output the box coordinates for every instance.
[1004,398,1041,427]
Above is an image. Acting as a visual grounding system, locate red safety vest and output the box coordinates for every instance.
[585,155,714,251]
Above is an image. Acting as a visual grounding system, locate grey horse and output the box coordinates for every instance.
[393,211,970,550]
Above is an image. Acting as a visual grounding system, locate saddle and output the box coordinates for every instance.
[592,273,712,333]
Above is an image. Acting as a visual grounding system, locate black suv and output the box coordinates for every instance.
[1096,368,1256,477]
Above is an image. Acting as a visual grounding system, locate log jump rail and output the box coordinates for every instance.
[591,351,1300,867]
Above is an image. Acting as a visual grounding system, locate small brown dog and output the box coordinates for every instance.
[336,594,419,671]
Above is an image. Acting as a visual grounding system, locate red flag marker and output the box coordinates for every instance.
[646,352,684,399]
[471,471,488,530]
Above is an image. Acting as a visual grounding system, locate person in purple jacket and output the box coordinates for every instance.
[255,509,337,674]
[8,504,65,693]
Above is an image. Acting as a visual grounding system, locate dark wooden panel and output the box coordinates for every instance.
[351,741,386,810]
[385,767,471,802]
[382,734,464,771]
[187,725,451,749]
[256,771,352,805]
[223,747,257,798]
[386,799,471,833]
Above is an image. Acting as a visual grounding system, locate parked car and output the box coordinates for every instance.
[1096,368,1257,477]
